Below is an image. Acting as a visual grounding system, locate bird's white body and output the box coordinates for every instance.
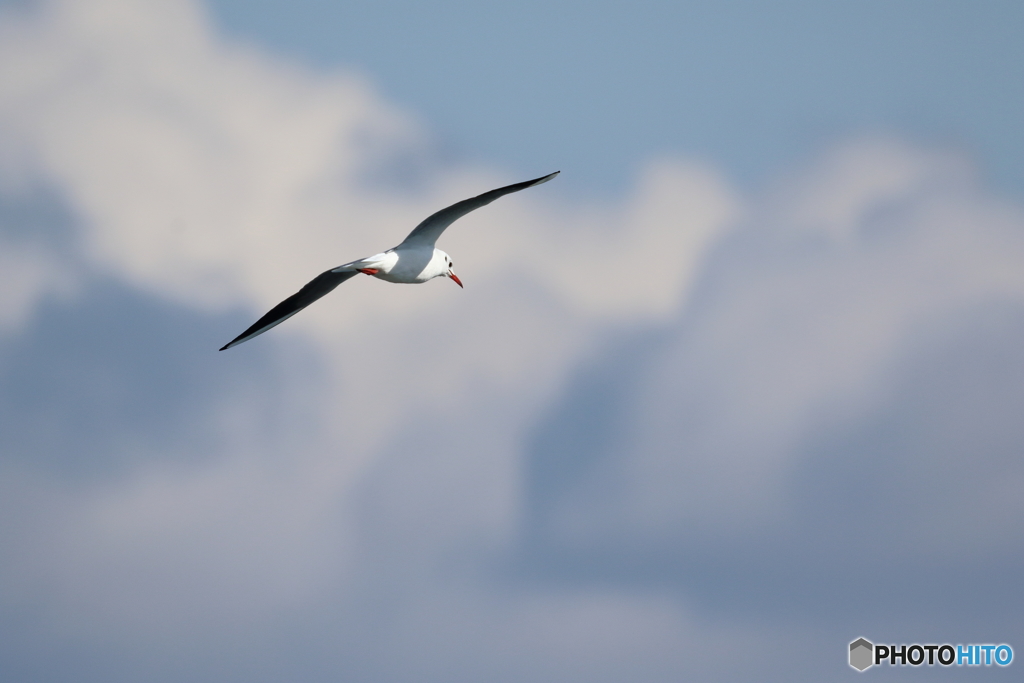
[338,247,453,284]
[220,171,558,350]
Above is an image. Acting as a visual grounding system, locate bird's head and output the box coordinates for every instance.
[439,250,463,288]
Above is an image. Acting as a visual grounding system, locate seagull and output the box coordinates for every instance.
[220,171,559,350]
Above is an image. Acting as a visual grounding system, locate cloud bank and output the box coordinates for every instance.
[1,1,1021,681]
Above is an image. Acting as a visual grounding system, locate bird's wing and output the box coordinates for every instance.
[397,171,558,249]
[219,268,359,350]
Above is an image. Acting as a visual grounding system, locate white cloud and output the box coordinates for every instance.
[2,1,1023,682]
[0,1,738,680]
[537,138,1024,577]
[0,0,735,440]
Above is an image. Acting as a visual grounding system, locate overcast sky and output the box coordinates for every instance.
[1,1,1022,682]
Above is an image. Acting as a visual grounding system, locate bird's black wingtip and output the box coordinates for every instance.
[530,171,560,187]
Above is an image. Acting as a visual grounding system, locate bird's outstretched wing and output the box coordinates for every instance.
[220,268,359,350]
[397,171,558,249]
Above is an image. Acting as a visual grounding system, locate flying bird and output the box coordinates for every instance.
[220,171,559,350]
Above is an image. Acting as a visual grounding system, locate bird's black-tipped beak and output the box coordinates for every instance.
[449,271,463,288]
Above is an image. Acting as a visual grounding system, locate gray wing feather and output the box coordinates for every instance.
[398,171,558,248]
[219,269,359,350]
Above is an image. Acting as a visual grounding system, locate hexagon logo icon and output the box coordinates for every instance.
[850,638,874,671]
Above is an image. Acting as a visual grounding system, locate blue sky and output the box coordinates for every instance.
[208,0,1024,197]
[1,2,1023,682]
